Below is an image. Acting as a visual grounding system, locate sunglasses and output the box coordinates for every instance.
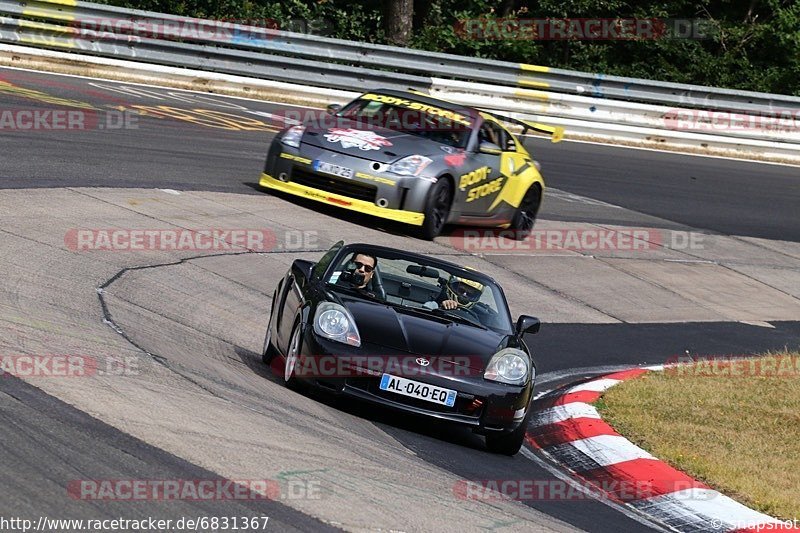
[353,261,375,273]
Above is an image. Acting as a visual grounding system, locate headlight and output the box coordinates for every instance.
[484,348,531,385]
[281,125,305,148]
[388,155,433,176]
[313,302,361,347]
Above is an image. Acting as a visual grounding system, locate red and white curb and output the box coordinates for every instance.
[526,368,799,533]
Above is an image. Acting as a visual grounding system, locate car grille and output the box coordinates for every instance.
[347,377,484,418]
[291,167,377,203]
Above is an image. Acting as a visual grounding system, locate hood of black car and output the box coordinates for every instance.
[339,298,504,371]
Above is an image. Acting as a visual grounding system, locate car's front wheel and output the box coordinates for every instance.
[283,323,303,389]
[508,185,541,240]
[420,178,453,240]
[485,408,531,455]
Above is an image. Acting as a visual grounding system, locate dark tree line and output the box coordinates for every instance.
[97,0,800,96]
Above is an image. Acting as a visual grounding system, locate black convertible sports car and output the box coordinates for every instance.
[262,241,540,455]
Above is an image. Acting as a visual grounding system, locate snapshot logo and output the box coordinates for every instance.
[0,355,139,378]
[269,355,483,378]
[664,109,800,133]
[453,479,710,501]
[0,108,138,131]
[449,228,704,253]
[664,355,800,378]
[64,229,320,252]
[456,18,713,40]
[69,17,332,42]
[67,479,322,501]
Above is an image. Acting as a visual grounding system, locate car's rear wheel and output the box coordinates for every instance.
[420,178,453,240]
[508,185,542,240]
[485,408,531,455]
[283,323,303,389]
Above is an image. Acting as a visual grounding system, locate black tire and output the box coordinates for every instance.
[282,323,303,389]
[508,185,542,240]
[262,291,279,364]
[485,407,531,455]
[420,178,453,240]
[261,319,278,364]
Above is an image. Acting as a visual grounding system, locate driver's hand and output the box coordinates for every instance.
[441,299,458,310]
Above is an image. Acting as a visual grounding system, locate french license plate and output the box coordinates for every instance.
[379,374,457,407]
[313,160,353,179]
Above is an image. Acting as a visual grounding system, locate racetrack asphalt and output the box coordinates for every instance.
[1,66,799,532]
[1,67,798,242]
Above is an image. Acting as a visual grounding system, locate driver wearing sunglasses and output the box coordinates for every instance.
[334,253,379,298]
[350,253,376,289]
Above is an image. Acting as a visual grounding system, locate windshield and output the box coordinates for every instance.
[337,96,473,148]
[325,250,512,333]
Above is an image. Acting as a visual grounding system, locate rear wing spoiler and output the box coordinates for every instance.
[480,110,565,143]
[407,88,564,143]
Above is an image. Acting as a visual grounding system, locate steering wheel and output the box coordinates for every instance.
[447,305,482,324]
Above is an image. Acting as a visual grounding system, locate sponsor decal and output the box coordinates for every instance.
[354,172,396,186]
[444,149,468,168]
[467,178,504,202]
[323,128,393,151]
[458,167,504,203]
[360,93,472,126]
[459,167,492,190]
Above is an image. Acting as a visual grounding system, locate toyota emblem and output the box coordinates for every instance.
[415,357,431,367]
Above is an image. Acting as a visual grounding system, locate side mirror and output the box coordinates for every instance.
[516,315,540,335]
[326,103,342,115]
[479,141,502,155]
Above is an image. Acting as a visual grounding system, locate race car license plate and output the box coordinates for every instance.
[379,374,457,407]
[313,160,353,179]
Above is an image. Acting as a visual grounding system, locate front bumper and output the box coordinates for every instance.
[261,143,430,226]
[295,330,533,434]
[260,172,424,226]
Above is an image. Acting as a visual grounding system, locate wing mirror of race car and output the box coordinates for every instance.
[478,141,503,155]
[326,103,342,115]
[516,315,541,335]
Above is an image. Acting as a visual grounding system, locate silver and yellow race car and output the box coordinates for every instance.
[259,89,562,239]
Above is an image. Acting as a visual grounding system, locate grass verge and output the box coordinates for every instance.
[596,351,800,519]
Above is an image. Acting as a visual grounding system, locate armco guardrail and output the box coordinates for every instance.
[1,0,799,160]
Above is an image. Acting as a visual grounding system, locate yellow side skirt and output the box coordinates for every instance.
[259,173,425,226]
